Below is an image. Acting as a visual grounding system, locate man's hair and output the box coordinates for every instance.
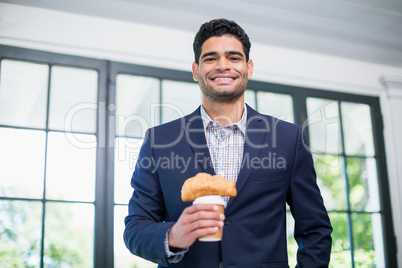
[193,18,251,64]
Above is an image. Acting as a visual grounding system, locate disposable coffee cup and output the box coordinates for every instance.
[193,195,226,242]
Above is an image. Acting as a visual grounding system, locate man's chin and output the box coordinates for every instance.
[206,92,244,104]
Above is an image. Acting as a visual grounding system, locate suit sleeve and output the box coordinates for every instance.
[123,130,174,266]
[287,126,333,268]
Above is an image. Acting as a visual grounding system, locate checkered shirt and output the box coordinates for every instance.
[200,105,247,202]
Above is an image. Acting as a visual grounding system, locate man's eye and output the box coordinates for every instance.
[204,58,215,62]
[231,57,241,61]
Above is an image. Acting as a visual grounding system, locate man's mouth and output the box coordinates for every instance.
[210,74,237,84]
[213,77,234,81]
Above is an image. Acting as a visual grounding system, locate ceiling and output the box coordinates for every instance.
[2,0,402,67]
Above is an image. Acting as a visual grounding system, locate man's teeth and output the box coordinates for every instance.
[214,77,233,81]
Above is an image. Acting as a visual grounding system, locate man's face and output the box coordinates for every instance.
[192,35,253,103]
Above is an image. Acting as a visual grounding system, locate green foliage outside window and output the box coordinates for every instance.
[314,155,378,267]
[0,189,93,268]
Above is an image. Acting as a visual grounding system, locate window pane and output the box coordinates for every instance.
[114,138,144,204]
[313,154,346,211]
[371,213,386,267]
[161,80,201,124]
[0,59,49,128]
[45,132,96,202]
[114,205,157,268]
[0,200,42,267]
[257,92,294,123]
[306,98,342,155]
[341,102,374,156]
[49,66,98,133]
[286,211,297,268]
[352,213,384,267]
[244,90,256,110]
[116,75,159,138]
[329,212,352,267]
[347,157,380,212]
[44,202,94,268]
[0,128,46,198]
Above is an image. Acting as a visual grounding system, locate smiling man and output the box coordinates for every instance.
[124,18,332,268]
[194,35,252,103]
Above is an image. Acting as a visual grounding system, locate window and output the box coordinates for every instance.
[304,98,384,267]
[0,46,107,268]
[0,45,397,268]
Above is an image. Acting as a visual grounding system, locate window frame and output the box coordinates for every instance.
[297,87,397,267]
[0,45,109,268]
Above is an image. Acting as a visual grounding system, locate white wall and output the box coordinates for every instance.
[1,3,401,266]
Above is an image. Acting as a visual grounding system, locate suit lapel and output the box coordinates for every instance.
[185,107,215,175]
[184,105,268,208]
[227,105,267,208]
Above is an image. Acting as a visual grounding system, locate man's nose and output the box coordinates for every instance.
[216,57,230,71]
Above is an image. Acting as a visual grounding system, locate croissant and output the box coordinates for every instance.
[181,173,237,202]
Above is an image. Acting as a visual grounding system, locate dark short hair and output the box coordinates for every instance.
[193,18,251,64]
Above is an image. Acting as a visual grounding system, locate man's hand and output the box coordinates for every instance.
[168,203,225,249]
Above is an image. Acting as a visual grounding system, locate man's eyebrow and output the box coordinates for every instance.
[225,51,244,57]
[200,52,218,60]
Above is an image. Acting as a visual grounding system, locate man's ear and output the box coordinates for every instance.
[192,62,198,81]
[247,59,254,79]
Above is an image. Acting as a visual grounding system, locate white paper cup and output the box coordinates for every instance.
[193,195,225,242]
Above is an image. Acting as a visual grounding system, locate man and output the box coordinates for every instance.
[124,18,332,267]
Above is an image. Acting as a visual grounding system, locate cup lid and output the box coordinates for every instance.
[193,195,226,206]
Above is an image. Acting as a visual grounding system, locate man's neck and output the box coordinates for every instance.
[202,96,245,127]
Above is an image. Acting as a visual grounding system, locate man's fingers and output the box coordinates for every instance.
[183,204,225,223]
[188,218,224,232]
[168,204,225,248]
[185,203,219,214]
[191,226,219,239]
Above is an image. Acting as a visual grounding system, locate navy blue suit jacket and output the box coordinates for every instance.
[124,105,332,268]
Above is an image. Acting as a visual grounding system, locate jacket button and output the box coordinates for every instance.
[219,262,224,268]
[224,218,230,225]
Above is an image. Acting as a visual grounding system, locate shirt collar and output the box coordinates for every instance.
[200,104,247,134]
